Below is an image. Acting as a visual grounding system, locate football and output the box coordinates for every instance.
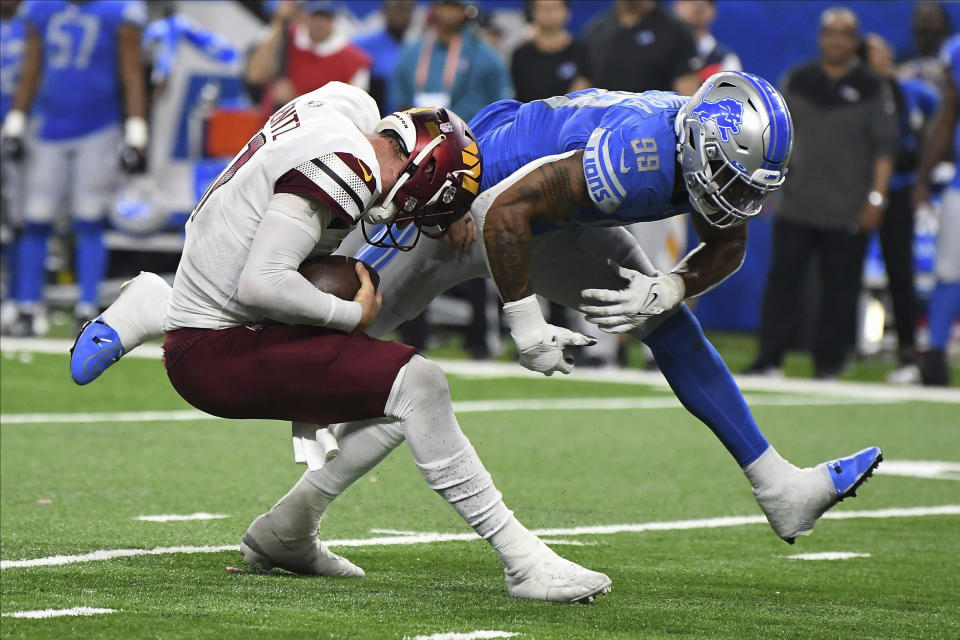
[298,255,380,300]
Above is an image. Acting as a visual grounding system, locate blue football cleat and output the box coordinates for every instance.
[752,446,883,544]
[823,446,883,501]
[69,317,125,385]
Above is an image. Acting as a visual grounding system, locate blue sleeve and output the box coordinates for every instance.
[582,111,674,215]
[391,42,417,111]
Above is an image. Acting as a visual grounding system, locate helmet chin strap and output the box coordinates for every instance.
[362,134,447,225]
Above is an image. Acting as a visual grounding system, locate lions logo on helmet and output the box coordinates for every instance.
[693,92,744,143]
[677,71,794,228]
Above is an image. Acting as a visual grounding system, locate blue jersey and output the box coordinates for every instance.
[23,0,147,140]
[945,35,960,190]
[0,15,25,121]
[469,89,694,232]
[890,78,939,192]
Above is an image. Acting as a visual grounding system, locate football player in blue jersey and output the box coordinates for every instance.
[914,34,960,386]
[0,0,25,329]
[0,0,148,335]
[72,72,883,547]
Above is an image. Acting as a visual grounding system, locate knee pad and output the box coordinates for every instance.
[384,355,451,421]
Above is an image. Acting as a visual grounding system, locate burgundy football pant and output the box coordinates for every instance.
[163,324,417,425]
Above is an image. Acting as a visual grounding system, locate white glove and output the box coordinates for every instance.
[1,110,26,161]
[502,294,595,376]
[580,262,685,333]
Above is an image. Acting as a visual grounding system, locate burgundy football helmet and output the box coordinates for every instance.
[363,106,482,250]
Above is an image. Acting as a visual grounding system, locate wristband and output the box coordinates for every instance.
[1,110,26,138]
[502,294,546,348]
[124,117,148,148]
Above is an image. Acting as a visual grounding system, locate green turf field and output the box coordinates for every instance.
[1,344,959,639]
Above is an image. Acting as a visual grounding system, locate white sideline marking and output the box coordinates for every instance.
[785,551,871,561]
[0,394,901,425]
[407,632,519,640]
[877,460,960,481]
[5,337,959,403]
[3,505,957,570]
[135,513,229,522]
[2,607,116,619]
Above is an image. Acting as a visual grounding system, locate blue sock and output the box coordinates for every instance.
[74,220,107,308]
[928,280,960,351]
[644,306,769,467]
[16,222,52,304]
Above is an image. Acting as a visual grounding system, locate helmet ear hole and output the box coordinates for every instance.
[423,157,437,181]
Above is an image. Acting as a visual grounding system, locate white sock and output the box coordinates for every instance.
[267,417,405,538]
[265,355,543,570]
[101,272,170,350]
[742,445,793,491]
[394,356,542,569]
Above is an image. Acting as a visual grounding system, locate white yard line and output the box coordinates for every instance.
[369,529,420,536]
[877,460,960,481]
[0,394,903,425]
[6,336,958,402]
[1,409,211,424]
[785,551,871,561]
[407,632,520,640]
[407,632,519,640]
[3,505,957,570]
[2,607,117,619]
[135,513,229,522]
[536,539,593,546]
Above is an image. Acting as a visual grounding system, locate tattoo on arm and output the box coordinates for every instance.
[483,152,590,302]
[486,221,532,301]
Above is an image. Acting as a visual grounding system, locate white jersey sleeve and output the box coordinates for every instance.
[164,87,383,330]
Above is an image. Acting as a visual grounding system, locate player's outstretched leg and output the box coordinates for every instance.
[642,306,883,542]
[244,356,611,602]
[70,271,170,384]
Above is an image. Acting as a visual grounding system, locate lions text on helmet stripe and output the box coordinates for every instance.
[677,70,795,228]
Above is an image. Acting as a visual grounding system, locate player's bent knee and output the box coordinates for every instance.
[404,355,451,405]
[386,355,452,423]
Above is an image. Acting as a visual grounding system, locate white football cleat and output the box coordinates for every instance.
[753,447,882,543]
[240,512,364,577]
[504,542,611,604]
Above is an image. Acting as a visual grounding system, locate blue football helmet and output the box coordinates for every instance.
[676,71,794,228]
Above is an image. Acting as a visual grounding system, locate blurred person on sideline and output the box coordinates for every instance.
[746,7,896,380]
[583,0,701,96]
[354,0,417,113]
[913,34,960,387]
[0,0,24,329]
[510,0,590,103]
[673,0,741,82]
[865,33,939,384]
[0,0,148,336]
[392,0,511,121]
[245,0,371,114]
[391,0,512,358]
[899,1,953,87]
